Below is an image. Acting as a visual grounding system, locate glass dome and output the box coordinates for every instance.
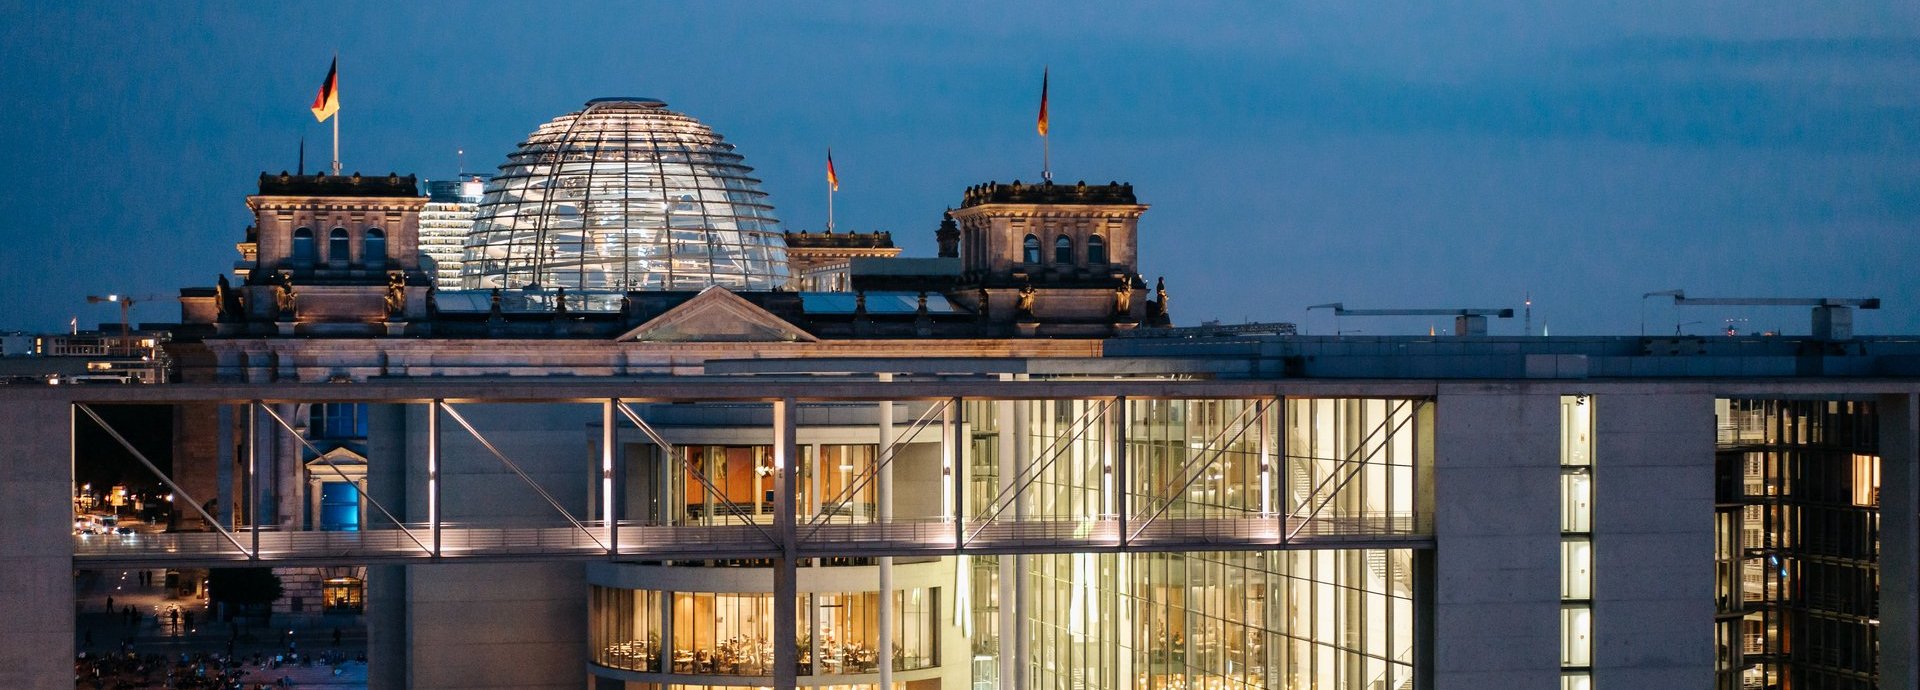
[463,97,789,290]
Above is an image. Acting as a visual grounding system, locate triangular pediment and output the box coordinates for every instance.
[306,447,367,468]
[616,286,818,343]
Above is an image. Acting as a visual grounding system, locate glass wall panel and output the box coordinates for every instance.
[1023,549,1415,690]
[590,586,662,672]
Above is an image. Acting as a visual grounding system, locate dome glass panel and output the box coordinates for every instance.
[464,98,789,290]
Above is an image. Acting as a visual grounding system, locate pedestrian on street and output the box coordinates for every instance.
[106,595,114,611]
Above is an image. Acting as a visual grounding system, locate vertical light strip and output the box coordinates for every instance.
[602,399,616,557]
[1560,394,1595,690]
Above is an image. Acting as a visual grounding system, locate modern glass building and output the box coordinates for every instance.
[463,98,790,291]
[421,175,487,290]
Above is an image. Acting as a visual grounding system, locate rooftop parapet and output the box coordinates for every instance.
[783,230,895,249]
[961,180,1136,207]
[257,172,423,198]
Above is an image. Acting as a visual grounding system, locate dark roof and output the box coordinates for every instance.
[961,180,1136,208]
[257,172,423,198]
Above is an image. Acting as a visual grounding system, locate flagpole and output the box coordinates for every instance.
[828,184,835,232]
[331,53,341,175]
[1043,133,1050,183]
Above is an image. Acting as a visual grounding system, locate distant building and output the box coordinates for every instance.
[420,175,487,291]
[783,229,901,291]
[0,329,171,384]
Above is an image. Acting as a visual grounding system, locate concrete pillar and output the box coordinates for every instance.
[0,400,74,689]
[877,379,894,689]
[276,403,301,529]
[772,398,799,690]
[1882,393,1920,690]
[1011,387,1031,690]
[216,404,234,528]
[1592,392,1715,689]
[1431,385,1561,690]
[364,403,410,690]
[996,384,1020,688]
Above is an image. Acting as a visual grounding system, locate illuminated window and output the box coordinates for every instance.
[1054,235,1073,264]
[322,577,363,613]
[1853,454,1880,507]
[1023,235,1041,264]
[1561,605,1592,667]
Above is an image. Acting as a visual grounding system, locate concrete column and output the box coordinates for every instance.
[0,400,74,689]
[364,403,410,690]
[877,379,894,690]
[216,404,234,528]
[1882,393,1920,690]
[996,383,1019,688]
[275,402,301,529]
[772,397,799,690]
[1431,385,1561,690]
[1011,387,1031,690]
[1592,392,1715,689]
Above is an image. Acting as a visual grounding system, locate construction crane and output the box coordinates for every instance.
[85,294,161,355]
[1307,303,1515,336]
[1655,291,1879,340]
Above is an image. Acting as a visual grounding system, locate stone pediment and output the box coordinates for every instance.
[305,447,367,468]
[615,286,817,343]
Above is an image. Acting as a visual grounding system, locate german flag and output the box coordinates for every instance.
[1036,67,1049,137]
[826,148,840,192]
[310,58,339,122]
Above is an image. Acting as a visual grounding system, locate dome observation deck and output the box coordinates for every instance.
[464,97,789,290]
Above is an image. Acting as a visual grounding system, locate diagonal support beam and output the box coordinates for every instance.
[259,404,434,555]
[965,399,1113,546]
[78,404,253,558]
[438,402,607,551]
[1285,399,1416,541]
[803,398,950,538]
[614,400,779,548]
[1128,399,1269,543]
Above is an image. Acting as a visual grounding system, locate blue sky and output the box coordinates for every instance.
[3,2,1917,335]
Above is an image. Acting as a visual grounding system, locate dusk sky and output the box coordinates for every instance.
[3,2,1917,336]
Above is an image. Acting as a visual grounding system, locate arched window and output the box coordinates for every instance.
[291,228,316,264]
[1087,235,1107,265]
[363,228,387,268]
[1022,234,1041,264]
[328,228,350,264]
[1054,235,1074,264]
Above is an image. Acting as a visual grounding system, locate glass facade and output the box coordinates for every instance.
[1714,399,1882,690]
[464,97,789,291]
[591,395,1431,690]
[588,585,938,679]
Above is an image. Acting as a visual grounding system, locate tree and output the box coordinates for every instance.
[207,567,283,622]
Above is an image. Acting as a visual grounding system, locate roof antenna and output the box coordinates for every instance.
[457,148,465,176]
[297,136,306,176]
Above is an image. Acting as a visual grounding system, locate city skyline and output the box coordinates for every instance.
[3,2,1918,335]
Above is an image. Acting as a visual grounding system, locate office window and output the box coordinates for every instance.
[1054,235,1074,264]
[1086,235,1107,264]
[1022,235,1041,264]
